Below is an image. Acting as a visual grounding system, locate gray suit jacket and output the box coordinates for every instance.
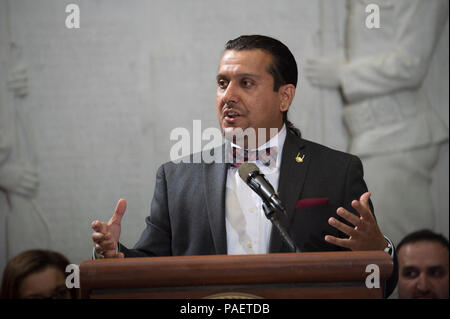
[121,129,372,256]
[120,128,398,297]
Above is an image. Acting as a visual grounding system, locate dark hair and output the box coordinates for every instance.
[397,229,449,253]
[0,250,76,299]
[225,35,301,137]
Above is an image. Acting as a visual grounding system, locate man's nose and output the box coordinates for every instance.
[416,273,431,293]
[222,81,239,104]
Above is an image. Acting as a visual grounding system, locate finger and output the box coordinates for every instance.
[358,192,371,209]
[100,241,116,251]
[91,220,108,234]
[336,207,361,226]
[108,198,127,226]
[93,229,116,247]
[324,235,352,249]
[95,243,104,253]
[97,241,116,251]
[104,250,124,258]
[92,232,106,244]
[352,192,374,220]
[94,240,117,252]
[98,235,116,250]
[328,217,356,237]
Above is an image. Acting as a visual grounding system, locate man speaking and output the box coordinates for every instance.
[91,35,395,294]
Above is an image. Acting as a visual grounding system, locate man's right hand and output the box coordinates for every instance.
[91,199,127,258]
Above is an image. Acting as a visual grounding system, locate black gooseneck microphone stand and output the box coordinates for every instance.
[261,200,300,253]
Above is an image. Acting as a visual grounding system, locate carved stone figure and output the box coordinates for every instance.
[0,59,50,259]
[305,0,449,245]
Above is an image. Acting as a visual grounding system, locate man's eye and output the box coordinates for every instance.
[429,267,445,278]
[403,269,419,279]
[218,79,228,89]
[241,79,253,87]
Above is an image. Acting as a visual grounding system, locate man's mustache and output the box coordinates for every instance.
[221,102,244,119]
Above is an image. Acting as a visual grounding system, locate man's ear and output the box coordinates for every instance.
[278,84,296,112]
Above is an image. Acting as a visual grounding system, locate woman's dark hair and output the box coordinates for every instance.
[0,249,76,299]
[225,35,301,136]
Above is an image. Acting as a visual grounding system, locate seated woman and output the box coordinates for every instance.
[0,249,76,299]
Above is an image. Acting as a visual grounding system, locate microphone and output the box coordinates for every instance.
[238,162,286,216]
[238,162,299,252]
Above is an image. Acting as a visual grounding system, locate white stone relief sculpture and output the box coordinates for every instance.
[1,65,38,199]
[304,0,449,245]
[0,47,50,259]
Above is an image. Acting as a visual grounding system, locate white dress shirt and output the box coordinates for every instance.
[225,125,286,255]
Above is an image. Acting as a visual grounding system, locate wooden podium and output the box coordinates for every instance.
[79,251,393,299]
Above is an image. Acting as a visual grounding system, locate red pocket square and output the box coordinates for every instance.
[296,198,329,209]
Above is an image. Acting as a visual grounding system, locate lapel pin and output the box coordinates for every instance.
[295,153,305,163]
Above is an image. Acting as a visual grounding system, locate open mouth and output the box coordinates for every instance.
[223,109,241,122]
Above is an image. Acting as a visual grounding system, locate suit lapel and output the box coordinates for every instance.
[202,134,311,254]
[269,131,310,253]
[202,145,228,254]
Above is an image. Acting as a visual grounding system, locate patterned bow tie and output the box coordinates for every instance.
[229,146,278,168]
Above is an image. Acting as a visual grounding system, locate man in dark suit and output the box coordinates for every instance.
[91,35,395,293]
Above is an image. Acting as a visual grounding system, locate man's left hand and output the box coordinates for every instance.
[325,192,387,251]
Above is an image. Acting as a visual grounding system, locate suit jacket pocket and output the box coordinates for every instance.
[296,197,329,210]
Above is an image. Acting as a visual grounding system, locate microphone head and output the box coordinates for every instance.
[238,162,259,183]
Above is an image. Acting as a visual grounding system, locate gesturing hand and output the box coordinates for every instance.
[325,192,387,251]
[91,199,127,258]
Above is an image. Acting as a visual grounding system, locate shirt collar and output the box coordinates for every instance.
[230,124,287,169]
